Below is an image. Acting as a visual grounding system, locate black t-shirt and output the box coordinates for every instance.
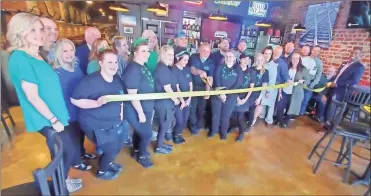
[123,61,155,112]
[238,67,257,99]
[154,62,178,109]
[172,65,192,99]
[213,64,242,90]
[71,72,123,130]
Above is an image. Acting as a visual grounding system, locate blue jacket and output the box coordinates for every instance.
[275,57,289,84]
[210,51,224,69]
[333,61,365,100]
[75,44,90,75]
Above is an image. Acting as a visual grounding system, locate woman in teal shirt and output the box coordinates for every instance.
[6,13,82,193]
[87,38,109,74]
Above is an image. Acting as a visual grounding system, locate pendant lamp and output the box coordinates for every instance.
[293,23,306,31]
[209,9,227,21]
[255,19,271,27]
[147,1,167,15]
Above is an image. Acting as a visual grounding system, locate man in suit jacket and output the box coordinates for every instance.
[317,47,365,133]
[75,27,101,74]
[328,47,365,101]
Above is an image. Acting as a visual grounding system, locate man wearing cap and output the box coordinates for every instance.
[76,27,102,75]
[174,31,188,56]
[211,37,231,69]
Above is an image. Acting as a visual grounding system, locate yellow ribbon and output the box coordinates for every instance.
[106,82,329,102]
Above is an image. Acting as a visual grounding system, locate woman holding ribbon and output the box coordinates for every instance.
[154,45,180,154]
[122,38,155,168]
[172,50,193,144]
[71,49,126,180]
[277,52,310,128]
[86,38,109,74]
[209,50,242,140]
[254,46,277,127]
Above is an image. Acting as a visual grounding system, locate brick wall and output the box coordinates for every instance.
[283,0,370,82]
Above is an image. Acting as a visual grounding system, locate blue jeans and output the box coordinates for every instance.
[300,89,313,115]
[311,94,326,121]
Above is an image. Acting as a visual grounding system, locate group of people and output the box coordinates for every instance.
[5,12,366,193]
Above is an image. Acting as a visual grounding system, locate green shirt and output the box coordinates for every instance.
[87,60,100,74]
[146,51,158,73]
[8,50,69,132]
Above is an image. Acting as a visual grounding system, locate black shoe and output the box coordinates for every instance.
[123,139,133,147]
[208,131,217,138]
[190,128,199,135]
[81,153,97,160]
[130,149,139,159]
[227,127,238,135]
[96,170,119,180]
[280,123,288,128]
[273,121,279,126]
[163,143,173,149]
[108,162,123,173]
[154,146,172,154]
[236,133,244,142]
[165,132,173,141]
[73,162,92,171]
[173,134,185,144]
[220,134,227,140]
[137,156,154,168]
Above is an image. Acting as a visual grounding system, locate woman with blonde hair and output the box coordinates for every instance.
[86,38,109,74]
[7,13,82,193]
[154,45,180,154]
[53,38,94,171]
[112,36,130,79]
[142,30,159,73]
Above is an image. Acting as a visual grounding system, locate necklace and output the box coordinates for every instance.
[141,66,154,88]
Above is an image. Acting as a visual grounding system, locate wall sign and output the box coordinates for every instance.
[269,36,282,45]
[214,1,241,7]
[248,1,268,17]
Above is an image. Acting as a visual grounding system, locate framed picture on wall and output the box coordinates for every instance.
[123,26,134,34]
[146,24,158,34]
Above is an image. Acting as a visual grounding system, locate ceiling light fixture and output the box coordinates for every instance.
[147,1,167,15]
[255,19,271,27]
[293,23,306,31]
[209,9,227,21]
[109,3,129,12]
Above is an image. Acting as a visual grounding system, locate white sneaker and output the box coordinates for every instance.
[66,180,82,193]
[66,178,83,184]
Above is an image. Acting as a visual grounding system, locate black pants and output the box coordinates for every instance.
[211,95,237,136]
[125,107,153,157]
[174,106,190,135]
[276,91,292,124]
[155,107,175,148]
[189,90,208,132]
[80,122,125,171]
[39,126,81,180]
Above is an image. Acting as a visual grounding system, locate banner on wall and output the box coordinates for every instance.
[248,1,268,17]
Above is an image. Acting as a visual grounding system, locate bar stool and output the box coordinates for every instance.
[1,100,16,140]
[342,85,371,123]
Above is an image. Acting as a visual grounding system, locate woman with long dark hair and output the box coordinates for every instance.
[277,52,310,127]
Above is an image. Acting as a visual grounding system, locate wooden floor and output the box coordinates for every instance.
[1,107,369,195]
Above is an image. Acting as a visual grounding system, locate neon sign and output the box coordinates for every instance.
[214,1,241,7]
[248,1,268,17]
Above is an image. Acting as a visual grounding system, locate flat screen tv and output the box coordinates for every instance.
[201,18,241,48]
[346,1,371,28]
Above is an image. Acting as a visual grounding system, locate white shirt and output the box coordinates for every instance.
[283,69,297,94]
[87,44,92,51]
[301,56,317,76]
